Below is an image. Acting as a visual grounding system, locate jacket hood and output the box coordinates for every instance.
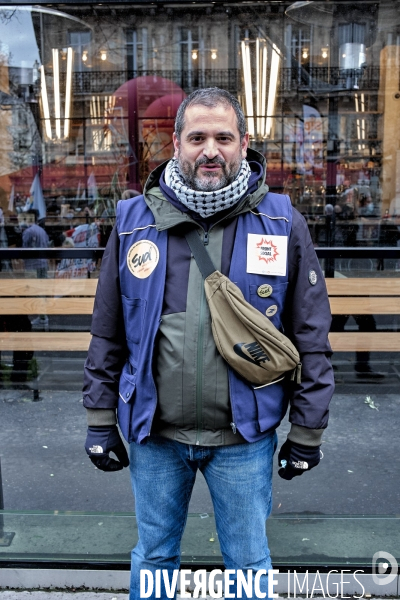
[143,148,269,231]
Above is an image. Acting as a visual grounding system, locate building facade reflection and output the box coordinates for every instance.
[0,2,399,249]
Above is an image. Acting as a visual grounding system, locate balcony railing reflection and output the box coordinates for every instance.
[62,69,242,95]
[282,65,381,92]
[58,66,381,96]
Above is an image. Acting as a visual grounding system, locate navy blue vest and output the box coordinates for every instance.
[117,191,293,444]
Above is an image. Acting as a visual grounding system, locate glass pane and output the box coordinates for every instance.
[0,2,399,247]
[0,0,399,572]
[1,512,399,566]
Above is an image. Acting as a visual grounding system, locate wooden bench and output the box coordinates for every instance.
[0,278,399,354]
[0,279,96,352]
[326,278,400,352]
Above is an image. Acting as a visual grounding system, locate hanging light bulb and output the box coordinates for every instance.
[82,51,88,63]
[302,48,309,60]
[211,49,217,60]
[100,50,107,61]
[192,50,198,60]
[322,47,328,59]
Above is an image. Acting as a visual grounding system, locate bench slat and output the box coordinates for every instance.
[0,298,94,314]
[0,332,91,351]
[326,278,400,296]
[330,297,400,314]
[7,296,400,315]
[0,279,98,297]
[0,332,398,352]
[6,296,397,316]
[329,332,400,352]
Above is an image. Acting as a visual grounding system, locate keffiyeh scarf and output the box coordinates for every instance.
[165,158,251,218]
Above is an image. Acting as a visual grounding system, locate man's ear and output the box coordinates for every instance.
[172,132,180,159]
[241,132,249,158]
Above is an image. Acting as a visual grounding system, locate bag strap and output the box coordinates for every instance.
[185,229,216,279]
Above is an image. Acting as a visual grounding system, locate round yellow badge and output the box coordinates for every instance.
[257,284,273,298]
[127,240,159,279]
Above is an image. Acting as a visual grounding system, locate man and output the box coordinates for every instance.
[22,210,49,331]
[83,88,334,599]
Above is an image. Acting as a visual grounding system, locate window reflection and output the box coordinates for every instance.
[0,2,399,252]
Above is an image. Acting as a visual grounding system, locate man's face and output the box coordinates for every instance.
[172,104,249,192]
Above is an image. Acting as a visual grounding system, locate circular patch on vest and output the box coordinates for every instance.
[265,304,278,317]
[127,240,159,279]
[308,269,318,286]
[257,284,273,298]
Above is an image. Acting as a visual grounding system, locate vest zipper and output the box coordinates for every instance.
[196,287,206,445]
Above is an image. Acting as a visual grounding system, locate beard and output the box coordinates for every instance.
[177,152,242,192]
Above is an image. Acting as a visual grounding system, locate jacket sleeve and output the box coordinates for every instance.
[281,208,335,446]
[82,226,128,426]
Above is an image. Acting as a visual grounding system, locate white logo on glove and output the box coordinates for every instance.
[89,445,104,454]
[292,460,309,469]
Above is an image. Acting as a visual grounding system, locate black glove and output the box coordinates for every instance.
[85,426,130,472]
[278,439,321,480]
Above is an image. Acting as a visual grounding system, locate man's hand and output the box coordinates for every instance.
[85,426,130,472]
[278,439,321,480]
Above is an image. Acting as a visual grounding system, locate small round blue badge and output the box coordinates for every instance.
[308,269,317,285]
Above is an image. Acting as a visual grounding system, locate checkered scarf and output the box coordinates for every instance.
[165,158,251,218]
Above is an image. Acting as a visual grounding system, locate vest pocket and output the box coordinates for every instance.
[121,296,146,361]
[252,382,288,433]
[249,281,288,329]
[117,361,137,442]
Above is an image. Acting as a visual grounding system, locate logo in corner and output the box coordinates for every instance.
[127,240,159,279]
[233,342,270,368]
[372,551,398,586]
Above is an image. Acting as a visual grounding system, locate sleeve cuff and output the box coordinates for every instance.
[86,408,117,427]
[287,424,325,446]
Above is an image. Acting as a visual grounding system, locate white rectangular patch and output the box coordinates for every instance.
[247,234,288,276]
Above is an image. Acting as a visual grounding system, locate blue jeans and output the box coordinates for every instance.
[129,431,277,599]
[129,432,277,600]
